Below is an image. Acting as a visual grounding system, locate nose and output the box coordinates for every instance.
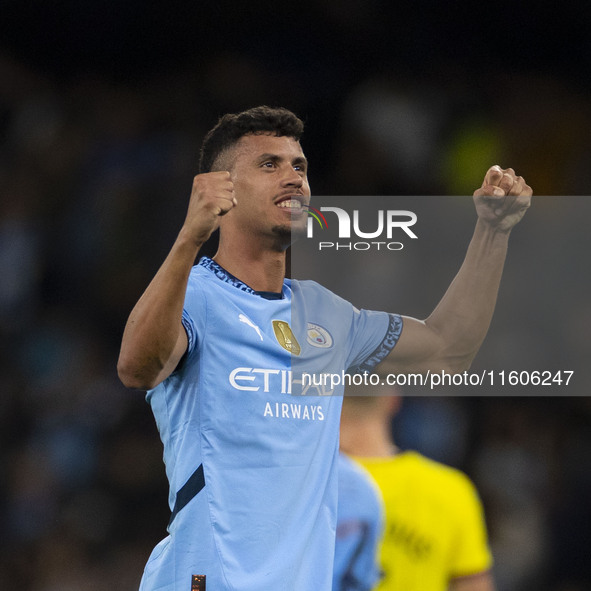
[280,166,304,188]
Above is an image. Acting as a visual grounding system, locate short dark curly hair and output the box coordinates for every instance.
[199,106,304,174]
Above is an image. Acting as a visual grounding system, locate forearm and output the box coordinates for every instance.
[118,172,237,389]
[449,571,496,591]
[425,218,510,370]
[381,166,530,376]
[117,228,201,389]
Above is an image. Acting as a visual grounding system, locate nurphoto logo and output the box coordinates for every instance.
[305,204,418,251]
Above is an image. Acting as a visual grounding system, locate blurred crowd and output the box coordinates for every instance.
[1,2,591,588]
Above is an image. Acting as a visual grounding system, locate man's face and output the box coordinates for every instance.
[221,133,311,246]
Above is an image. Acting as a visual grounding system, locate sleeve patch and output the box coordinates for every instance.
[355,314,403,373]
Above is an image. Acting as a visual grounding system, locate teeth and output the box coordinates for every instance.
[277,199,302,209]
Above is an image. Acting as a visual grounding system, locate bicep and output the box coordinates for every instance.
[378,315,447,374]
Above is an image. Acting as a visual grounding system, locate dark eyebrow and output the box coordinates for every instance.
[256,153,308,168]
[256,153,281,164]
[292,156,308,168]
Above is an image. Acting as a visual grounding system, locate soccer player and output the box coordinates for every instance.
[333,452,384,591]
[117,106,531,590]
[340,394,495,591]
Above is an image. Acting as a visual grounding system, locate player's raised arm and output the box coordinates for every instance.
[380,166,532,375]
[117,171,237,390]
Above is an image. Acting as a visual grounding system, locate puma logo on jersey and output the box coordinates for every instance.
[239,314,263,341]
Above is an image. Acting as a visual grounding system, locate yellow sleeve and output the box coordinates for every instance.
[448,472,493,579]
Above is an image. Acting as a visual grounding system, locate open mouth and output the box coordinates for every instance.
[277,199,303,210]
[275,195,307,211]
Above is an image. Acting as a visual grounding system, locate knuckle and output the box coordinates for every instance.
[488,171,503,184]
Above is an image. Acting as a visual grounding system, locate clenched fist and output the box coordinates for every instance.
[473,166,532,233]
[183,171,238,246]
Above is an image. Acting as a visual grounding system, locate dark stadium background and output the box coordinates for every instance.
[1,1,590,589]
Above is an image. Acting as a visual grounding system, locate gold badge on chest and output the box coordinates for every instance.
[272,320,301,356]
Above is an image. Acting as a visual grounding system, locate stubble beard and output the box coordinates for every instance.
[269,224,293,251]
[270,220,307,251]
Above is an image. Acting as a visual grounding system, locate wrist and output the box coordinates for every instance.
[177,225,209,250]
[476,217,513,240]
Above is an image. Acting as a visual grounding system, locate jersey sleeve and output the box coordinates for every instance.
[346,309,403,374]
[180,268,208,357]
[295,280,402,376]
[448,473,494,579]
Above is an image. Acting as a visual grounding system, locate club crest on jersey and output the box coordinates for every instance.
[272,320,301,355]
[307,323,333,348]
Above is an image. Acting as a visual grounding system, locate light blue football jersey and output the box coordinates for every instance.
[333,453,384,591]
[140,257,402,591]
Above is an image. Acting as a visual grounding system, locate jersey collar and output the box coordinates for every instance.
[198,256,285,300]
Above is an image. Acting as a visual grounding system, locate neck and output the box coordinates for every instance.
[340,417,397,458]
[213,237,287,293]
